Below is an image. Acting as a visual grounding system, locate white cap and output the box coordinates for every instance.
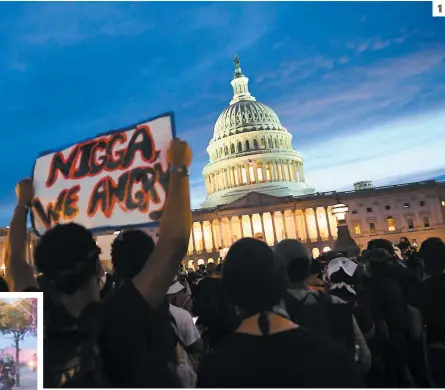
[326,257,358,279]
[167,281,185,295]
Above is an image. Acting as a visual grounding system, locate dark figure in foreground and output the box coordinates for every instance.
[197,238,364,388]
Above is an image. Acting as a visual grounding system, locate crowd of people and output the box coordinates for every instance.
[2,138,445,388]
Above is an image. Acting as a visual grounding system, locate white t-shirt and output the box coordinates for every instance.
[169,304,201,347]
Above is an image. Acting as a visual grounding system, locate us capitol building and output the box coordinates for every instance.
[1,57,445,270]
[180,57,445,269]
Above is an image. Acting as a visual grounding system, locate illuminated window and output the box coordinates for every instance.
[404,203,410,208]
[407,218,414,230]
[369,222,376,233]
[442,201,445,206]
[386,216,396,231]
[354,224,361,235]
[423,216,430,228]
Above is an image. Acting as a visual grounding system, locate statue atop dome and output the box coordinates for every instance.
[234,55,243,78]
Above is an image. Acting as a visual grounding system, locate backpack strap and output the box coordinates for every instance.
[282,291,305,325]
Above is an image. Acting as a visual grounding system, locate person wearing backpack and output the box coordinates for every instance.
[197,238,364,388]
[6,139,193,388]
[273,239,371,375]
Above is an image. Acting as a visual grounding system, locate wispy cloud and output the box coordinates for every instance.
[346,30,417,53]
[270,47,445,141]
[303,109,445,192]
[255,56,339,83]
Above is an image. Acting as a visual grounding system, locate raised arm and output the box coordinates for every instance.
[133,138,193,308]
[6,179,38,292]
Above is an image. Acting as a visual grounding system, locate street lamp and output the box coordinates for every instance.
[331,203,349,223]
[332,203,360,258]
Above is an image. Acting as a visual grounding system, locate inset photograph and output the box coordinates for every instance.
[0,295,41,390]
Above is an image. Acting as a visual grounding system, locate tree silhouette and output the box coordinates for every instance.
[0,299,36,386]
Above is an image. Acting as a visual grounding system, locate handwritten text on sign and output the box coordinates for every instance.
[31,114,173,235]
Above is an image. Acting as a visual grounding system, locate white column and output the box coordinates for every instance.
[228,216,234,243]
[299,163,305,182]
[238,216,244,238]
[238,165,243,185]
[218,218,225,248]
[246,164,252,184]
[200,221,207,252]
[271,212,278,244]
[249,214,255,236]
[210,220,216,251]
[191,224,197,253]
[259,213,266,238]
[272,162,277,181]
[324,206,333,240]
[287,161,292,181]
[303,209,310,243]
[262,163,267,183]
[281,210,288,239]
[281,163,286,181]
[312,207,321,242]
[292,208,299,239]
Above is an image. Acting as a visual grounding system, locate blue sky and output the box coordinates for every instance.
[0,2,444,225]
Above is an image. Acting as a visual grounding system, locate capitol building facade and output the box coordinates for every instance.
[0,58,445,270]
[180,58,445,269]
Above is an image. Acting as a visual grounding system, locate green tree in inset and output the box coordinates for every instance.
[0,299,36,387]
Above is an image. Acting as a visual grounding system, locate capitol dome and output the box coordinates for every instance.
[212,100,286,141]
[201,57,314,208]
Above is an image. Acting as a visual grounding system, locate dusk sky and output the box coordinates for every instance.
[0,2,444,226]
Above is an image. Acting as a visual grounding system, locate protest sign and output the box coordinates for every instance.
[31,112,175,236]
